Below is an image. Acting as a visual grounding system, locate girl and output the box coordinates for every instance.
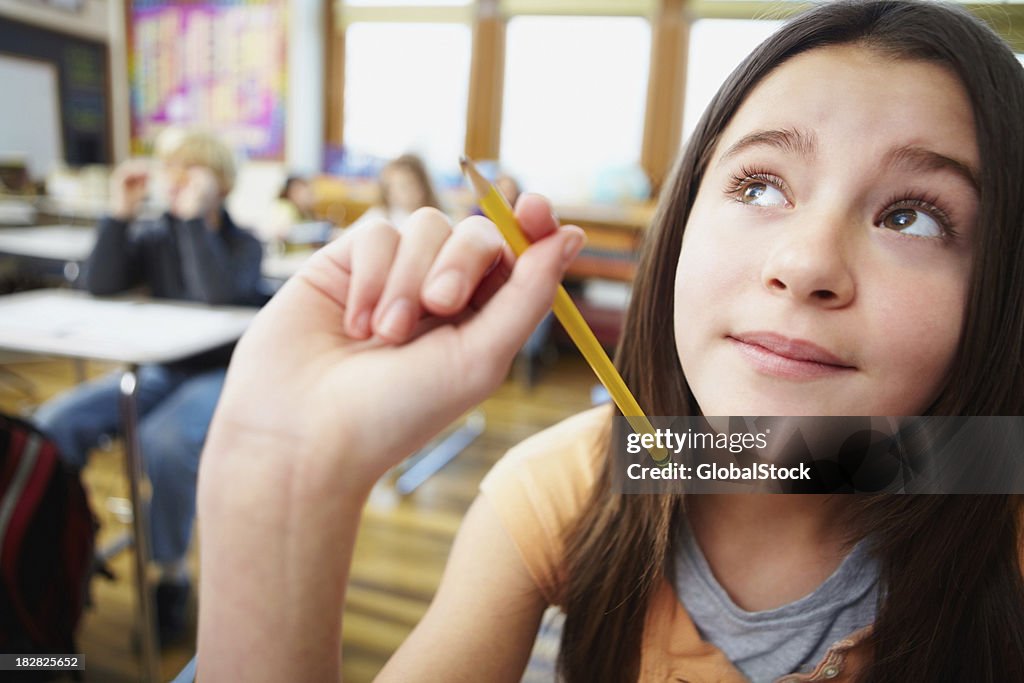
[262,175,317,243]
[196,1,1024,681]
[348,153,444,232]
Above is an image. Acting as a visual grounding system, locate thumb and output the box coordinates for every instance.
[460,225,585,369]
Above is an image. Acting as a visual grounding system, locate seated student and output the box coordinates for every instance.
[262,174,317,244]
[34,127,263,644]
[197,2,1024,682]
[348,153,443,232]
[494,173,521,208]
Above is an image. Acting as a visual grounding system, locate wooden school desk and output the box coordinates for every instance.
[0,225,97,284]
[0,225,298,287]
[0,225,97,261]
[0,289,256,683]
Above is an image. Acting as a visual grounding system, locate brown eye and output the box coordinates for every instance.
[737,180,786,207]
[881,207,942,238]
[742,183,767,202]
[883,209,916,229]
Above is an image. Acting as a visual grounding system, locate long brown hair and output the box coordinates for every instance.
[558,2,1024,681]
[379,153,442,212]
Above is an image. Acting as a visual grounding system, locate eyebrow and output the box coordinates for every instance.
[884,145,979,193]
[717,127,980,193]
[719,127,818,163]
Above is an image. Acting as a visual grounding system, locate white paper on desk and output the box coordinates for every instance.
[0,227,96,260]
[0,201,37,226]
[0,297,246,363]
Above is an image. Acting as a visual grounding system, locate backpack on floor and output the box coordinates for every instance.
[0,413,95,661]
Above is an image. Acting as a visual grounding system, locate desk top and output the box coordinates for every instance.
[0,226,309,285]
[262,249,315,281]
[0,289,256,365]
[0,200,37,226]
[0,225,97,262]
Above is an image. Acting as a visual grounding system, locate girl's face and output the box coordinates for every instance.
[383,166,427,212]
[287,180,314,210]
[675,45,979,417]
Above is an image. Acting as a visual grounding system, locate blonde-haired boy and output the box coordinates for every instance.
[34,127,263,645]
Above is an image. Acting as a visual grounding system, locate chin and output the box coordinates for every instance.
[693,382,855,417]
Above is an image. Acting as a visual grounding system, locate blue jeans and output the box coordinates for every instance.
[33,364,226,564]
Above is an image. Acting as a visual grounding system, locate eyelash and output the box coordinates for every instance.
[724,165,790,204]
[723,165,960,240]
[879,193,958,240]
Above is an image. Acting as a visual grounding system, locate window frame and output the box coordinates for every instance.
[324,0,1024,193]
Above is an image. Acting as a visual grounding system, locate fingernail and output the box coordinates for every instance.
[423,271,464,308]
[562,232,584,264]
[378,299,414,339]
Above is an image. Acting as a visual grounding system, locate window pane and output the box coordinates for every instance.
[683,19,784,143]
[500,16,651,203]
[345,0,470,5]
[343,22,470,175]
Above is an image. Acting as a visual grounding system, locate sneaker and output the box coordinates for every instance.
[155,578,191,646]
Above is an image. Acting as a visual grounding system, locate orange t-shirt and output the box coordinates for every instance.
[479,406,872,682]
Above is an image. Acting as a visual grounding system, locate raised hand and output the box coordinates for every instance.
[108,159,151,221]
[205,195,585,497]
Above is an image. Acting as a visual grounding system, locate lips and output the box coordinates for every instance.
[729,331,855,380]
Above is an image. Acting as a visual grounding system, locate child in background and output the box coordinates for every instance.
[34,127,263,645]
[471,170,522,217]
[197,2,1024,681]
[494,172,521,208]
[348,153,443,231]
[262,174,317,244]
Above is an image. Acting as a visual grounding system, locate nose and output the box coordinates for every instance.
[760,214,856,308]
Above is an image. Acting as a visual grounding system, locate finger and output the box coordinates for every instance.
[344,221,400,339]
[283,231,356,317]
[124,175,149,194]
[467,244,514,310]
[420,215,505,316]
[123,170,150,183]
[459,225,585,384]
[118,158,151,177]
[372,207,452,343]
[513,193,561,243]
[459,195,563,311]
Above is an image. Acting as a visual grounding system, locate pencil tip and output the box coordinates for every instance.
[460,156,488,196]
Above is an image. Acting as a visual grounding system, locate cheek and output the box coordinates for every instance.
[863,274,966,409]
[673,209,758,350]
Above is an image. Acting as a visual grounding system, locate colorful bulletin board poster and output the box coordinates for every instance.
[129,0,287,159]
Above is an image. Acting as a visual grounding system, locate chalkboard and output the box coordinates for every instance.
[0,54,63,180]
[0,17,111,169]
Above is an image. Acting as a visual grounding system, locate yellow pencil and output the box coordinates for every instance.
[460,157,665,463]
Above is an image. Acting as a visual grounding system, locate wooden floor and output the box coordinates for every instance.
[0,350,596,682]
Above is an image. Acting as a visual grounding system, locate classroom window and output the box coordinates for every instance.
[343,22,471,175]
[499,16,651,203]
[345,0,471,5]
[682,19,785,144]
